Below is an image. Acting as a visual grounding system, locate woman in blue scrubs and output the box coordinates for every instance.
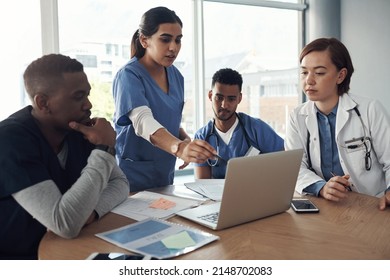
[113,7,216,191]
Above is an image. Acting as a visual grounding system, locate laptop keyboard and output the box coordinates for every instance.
[198,212,219,224]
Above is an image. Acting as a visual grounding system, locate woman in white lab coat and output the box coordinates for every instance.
[285,37,390,210]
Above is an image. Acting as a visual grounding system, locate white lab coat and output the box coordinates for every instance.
[285,93,390,197]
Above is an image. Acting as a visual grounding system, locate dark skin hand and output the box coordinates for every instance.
[69,117,116,147]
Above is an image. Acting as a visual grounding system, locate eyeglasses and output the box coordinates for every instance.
[363,139,371,171]
[338,136,372,171]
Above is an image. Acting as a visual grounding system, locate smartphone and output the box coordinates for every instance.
[291,199,319,213]
[86,252,151,260]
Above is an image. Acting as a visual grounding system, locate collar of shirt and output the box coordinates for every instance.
[215,117,239,145]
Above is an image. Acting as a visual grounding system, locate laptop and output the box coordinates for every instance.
[177,149,303,230]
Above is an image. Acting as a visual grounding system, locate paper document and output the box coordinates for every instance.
[96,218,219,259]
[185,179,225,201]
[111,191,202,221]
[148,185,208,202]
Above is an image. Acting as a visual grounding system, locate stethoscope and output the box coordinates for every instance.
[306,107,372,172]
[205,113,251,166]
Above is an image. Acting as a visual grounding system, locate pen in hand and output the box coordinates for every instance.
[330,172,352,191]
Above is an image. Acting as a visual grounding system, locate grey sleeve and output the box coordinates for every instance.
[12,150,129,239]
[94,163,129,218]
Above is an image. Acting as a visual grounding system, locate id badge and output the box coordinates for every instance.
[245,146,261,157]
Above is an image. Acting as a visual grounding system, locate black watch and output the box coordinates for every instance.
[95,144,116,156]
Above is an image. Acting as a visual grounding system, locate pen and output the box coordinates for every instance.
[330,172,352,191]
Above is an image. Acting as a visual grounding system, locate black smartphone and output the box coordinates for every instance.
[291,199,319,213]
[86,252,150,260]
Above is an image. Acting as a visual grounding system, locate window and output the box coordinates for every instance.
[203,1,301,138]
[75,54,98,68]
[0,0,41,121]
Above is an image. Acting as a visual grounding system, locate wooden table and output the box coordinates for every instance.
[38,190,390,260]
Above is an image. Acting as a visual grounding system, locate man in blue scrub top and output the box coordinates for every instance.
[194,68,284,179]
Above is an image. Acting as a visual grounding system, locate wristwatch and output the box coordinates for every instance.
[95,144,116,156]
[171,141,184,157]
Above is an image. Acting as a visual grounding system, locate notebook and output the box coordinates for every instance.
[177,149,303,230]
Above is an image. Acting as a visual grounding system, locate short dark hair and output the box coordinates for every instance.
[300,37,354,95]
[23,54,83,99]
[211,68,243,91]
[131,6,183,58]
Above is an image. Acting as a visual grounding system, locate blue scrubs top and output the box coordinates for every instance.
[194,112,284,179]
[113,57,184,191]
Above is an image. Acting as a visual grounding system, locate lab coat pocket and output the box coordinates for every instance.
[344,148,366,172]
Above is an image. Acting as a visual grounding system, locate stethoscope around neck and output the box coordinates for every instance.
[306,107,372,172]
[205,113,251,166]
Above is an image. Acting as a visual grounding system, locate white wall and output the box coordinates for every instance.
[341,0,390,112]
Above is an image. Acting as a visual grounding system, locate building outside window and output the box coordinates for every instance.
[201,1,300,138]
